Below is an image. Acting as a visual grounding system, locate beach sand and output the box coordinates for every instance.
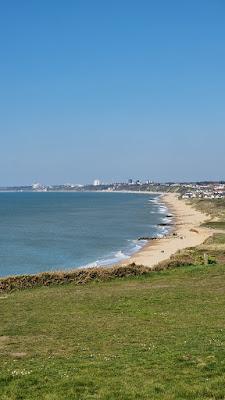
[122,193,213,268]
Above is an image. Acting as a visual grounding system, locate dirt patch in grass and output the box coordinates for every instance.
[0,336,10,344]
[10,352,27,358]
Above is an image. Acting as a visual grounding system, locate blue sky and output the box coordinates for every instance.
[0,0,225,185]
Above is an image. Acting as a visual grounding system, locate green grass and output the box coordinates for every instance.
[205,233,225,245]
[202,221,225,230]
[1,264,225,399]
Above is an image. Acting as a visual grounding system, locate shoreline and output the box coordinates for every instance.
[0,191,162,279]
[0,192,214,280]
[0,193,216,290]
[0,190,163,194]
[81,192,167,269]
[119,193,213,269]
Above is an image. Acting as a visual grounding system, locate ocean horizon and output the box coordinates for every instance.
[0,192,170,277]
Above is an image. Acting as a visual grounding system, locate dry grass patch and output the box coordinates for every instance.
[0,263,150,293]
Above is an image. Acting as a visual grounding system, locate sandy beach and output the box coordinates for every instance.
[122,193,213,268]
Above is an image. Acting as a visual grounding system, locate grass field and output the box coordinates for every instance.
[1,261,225,399]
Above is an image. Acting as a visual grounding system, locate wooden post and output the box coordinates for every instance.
[204,253,208,265]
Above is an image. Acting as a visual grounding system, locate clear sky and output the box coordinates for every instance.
[0,0,225,185]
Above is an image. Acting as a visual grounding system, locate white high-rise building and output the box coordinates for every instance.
[32,182,42,190]
[32,182,47,192]
[93,179,101,186]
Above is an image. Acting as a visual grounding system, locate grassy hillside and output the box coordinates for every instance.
[189,198,225,222]
[1,261,225,399]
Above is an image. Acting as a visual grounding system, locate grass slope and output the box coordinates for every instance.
[202,221,225,230]
[1,263,225,399]
[189,198,225,220]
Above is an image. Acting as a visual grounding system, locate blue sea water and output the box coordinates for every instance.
[0,192,170,277]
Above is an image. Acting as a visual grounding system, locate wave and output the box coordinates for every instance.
[161,216,172,224]
[148,197,160,205]
[81,195,171,270]
[81,239,148,269]
[158,206,168,214]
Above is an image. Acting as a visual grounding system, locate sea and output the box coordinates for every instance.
[0,192,171,277]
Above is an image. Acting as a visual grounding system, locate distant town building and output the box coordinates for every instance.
[32,182,47,192]
[93,179,101,186]
[32,182,41,190]
[128,179,133,184]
